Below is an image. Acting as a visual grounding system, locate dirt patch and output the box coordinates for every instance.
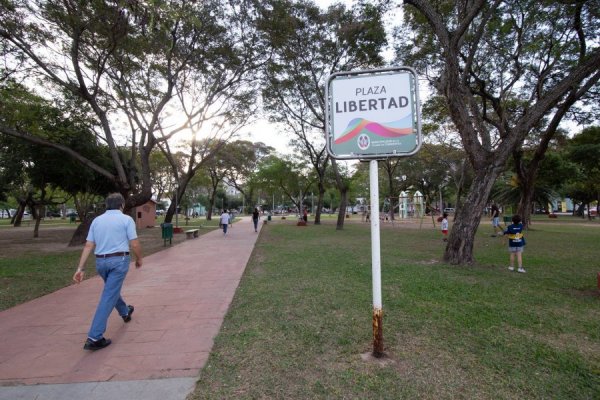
[565,288,600,299]
[0,226,76,258]
[0,223,189,259]
[360,351,398,367]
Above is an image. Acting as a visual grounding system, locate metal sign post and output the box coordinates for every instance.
[325,67,421,358]
[369,159,383,356]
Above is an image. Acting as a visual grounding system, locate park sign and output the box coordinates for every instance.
[325,67,422,160]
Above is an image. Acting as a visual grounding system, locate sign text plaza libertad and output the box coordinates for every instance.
[325,66,422,357]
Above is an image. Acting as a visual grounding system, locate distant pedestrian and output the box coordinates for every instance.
[441,212,449,242]
[252,207,260,232]
[303,208,308,222]
[491,203,503,236]
[72,193,143,351]
[220,209,231,236]
[503,214,526,273]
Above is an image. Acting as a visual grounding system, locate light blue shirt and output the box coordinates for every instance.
[86,210,138,255]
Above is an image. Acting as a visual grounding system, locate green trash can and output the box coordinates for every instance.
[267,214,272,221]
[69,214,76,223]
[161,223,173,246]
[503,216,512,224]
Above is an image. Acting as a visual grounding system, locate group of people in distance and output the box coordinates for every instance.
[218,208,262,235]
[441,204,526,273]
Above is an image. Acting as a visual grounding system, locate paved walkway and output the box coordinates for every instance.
[0,217,261,400]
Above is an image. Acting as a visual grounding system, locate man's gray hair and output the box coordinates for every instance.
[106,193,125,210]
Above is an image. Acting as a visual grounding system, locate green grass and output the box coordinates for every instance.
[0,252,82,310]
[191,220,600,399]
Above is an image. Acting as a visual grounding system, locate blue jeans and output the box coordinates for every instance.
[88,255,130,340]
[253,218,258,231]
[222,224,228,234]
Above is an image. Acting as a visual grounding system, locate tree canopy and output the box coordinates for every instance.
[398,0,600,263]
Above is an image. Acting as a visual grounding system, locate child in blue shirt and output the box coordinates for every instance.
[503,214,526,273]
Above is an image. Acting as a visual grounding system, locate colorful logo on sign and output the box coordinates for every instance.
[334,117,413,145]
[357,134,370,150]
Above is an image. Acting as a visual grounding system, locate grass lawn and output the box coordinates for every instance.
[191,218,600,399]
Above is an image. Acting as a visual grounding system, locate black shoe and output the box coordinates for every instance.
[83,337,112,351]
[122,305,134,322]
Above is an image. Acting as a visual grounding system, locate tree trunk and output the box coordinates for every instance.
[336,188,348,230]
[165,181,190,224]
[443,169,500,264]
[68,214,95,247]
[516,180,536,228]
[314,185,325,225]
[206,189,218,221]
[13,203,25,227]
[33,206,42,238]
[330,159,348,230]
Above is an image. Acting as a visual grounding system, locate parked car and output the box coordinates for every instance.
[443,208,455,214]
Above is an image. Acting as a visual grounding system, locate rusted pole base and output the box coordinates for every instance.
[372,307,384,358]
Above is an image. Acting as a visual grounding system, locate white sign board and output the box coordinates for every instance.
[326,67,421,159]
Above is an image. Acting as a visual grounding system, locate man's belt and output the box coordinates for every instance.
[96,252,129,258]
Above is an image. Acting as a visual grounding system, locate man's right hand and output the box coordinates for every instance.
[73,270,85,284]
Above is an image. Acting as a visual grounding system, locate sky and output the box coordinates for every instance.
[240,0,401,156]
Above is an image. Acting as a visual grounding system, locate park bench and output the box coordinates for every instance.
[185,229,199,239]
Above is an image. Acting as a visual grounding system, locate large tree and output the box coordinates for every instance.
[223,140,273,214]
[258,0,388,228]
[0,80,114,239]
[399,0,600,264]
[152,1,262,224]
[253,154,314,216]
[0,0,253,213]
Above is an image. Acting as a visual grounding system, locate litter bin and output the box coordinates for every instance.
[267,214,272,221]
[503,216,512,224]
[69,214,76,223]
[161,223,173,246]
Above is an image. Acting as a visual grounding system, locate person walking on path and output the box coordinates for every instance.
[72,193,143,351]
[441,212,449,242]
[503,214,526,273]
[252,208,260,232]
[220,209,231,236]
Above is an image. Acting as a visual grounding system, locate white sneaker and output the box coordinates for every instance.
[517,268,526,273]
[508,266,514,271]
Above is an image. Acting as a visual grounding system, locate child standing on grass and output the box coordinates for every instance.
[441,212,449,242]
[503,214,526,273]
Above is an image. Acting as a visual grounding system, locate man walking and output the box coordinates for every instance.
[73,193,143,350]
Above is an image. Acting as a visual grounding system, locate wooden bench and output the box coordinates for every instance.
[185,229,199,239]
